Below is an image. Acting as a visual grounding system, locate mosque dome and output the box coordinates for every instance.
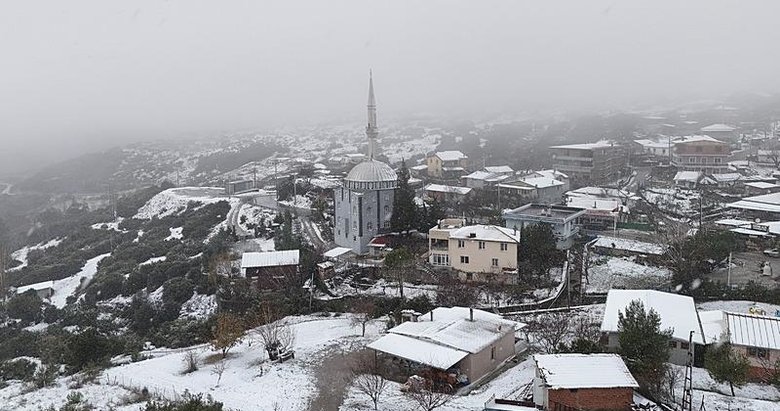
[343,160,398,190]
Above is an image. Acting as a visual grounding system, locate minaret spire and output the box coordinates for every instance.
[366,70,378,160]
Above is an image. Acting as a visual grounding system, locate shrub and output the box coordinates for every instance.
[0,358,37,382]
[163,277,195,306]
[6,291,43,323]
[144,392,223,411]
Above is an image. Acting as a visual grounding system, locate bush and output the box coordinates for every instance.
[163,277,195,305]
[6,291,43,323]
[144,392,223,411]
[0,358,37,382]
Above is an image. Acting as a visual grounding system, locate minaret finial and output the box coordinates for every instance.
[366,70,378,160]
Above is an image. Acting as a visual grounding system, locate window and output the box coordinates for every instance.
[491,258,499,267]
[466,273,473,281]
[669,341,677,349]
[384,205,389,213]
[500,243,508,251]
[490,346,496,360]
[714,158,722,163]
[680,341,690,350]
[384,220,391,228]
[689,157,695,163]
[748,347,769,358]
[431,254,449,266]
[458,239,465,248]
[478,241,486,249]
[460,256,469,264]
[367,222,373,230]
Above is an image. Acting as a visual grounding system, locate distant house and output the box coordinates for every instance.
[532,354,639,411]
[674,171,702,188]
[462,170,510,189]
[15,280,55,300]
[601,290,706,365]
[423,183,472,203]
[549,141,627,185]
[240,250,300,289]
[565,197,628,231]
[745,181,780,196]
[727,192,780,220]
[502,204,585,249]
[671,135,730,174]
[503,176,567,205]
[700,123,738,142]
[225,179,257,195]
[699,310,780,380]
[368,307,523,385]
[427,151,469,180]
[428,221,521,283]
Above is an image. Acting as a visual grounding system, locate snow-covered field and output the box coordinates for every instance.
[135,187,236,219]
[586,256,672,293]
[9,238,63,271]
[673,364,780,411]
[48,253,111,308]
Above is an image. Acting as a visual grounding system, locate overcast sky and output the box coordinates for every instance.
[1,1,779,175]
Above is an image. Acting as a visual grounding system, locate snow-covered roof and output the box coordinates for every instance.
[593,236,666,255]
[566,197,625,213]
[549,141,616,150]
[701,124,736,132]
[674,171,702,183]
[601,290,706,344]
[714,218,753,227]
[699,310,726,344]
[567,186,632,199]
[745,182,780,190]
[410,164,429,171]
[241,250,300,268]
[534,354,639,389]
[434,150,468,162]
[484,165,514,174]
[726,312,780,350]
[728,192,780,213]
[16,280,55,294]
[449,225,521,243]
[323,247,353,258]
[463,171,508,183]
[517,176,564,189]
[424,184,472,195]
[730,227,772,237]
[367,333,469,370]
[389,307,522,354]
[673,135,726,144]
[534,169,568,180]
[711,173,742,183]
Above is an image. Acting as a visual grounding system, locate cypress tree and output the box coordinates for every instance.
[390,161,418,233]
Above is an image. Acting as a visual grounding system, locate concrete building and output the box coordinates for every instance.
[503,176,567,205]
[368,307,523,384]
[427,150,469,180]
[502,204,585,249]
[333,73,398,254]
[533,354,639,411]
[700,123,738,142]
[428,221,521,283]
[549,141,627,185]
[462,170,510,188]
[671,135,730,174]
[423,183,472,203]
[601,290,706,365]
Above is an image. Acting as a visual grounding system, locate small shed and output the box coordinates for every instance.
[15,280,55,300]
[533,354,639,411]
[240,250,300,289]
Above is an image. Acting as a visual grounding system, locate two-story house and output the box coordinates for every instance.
[427,150,470,180]
[671,135,730,174]
[502,204,585,249]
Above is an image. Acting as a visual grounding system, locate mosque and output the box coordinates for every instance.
[333,73,398,254]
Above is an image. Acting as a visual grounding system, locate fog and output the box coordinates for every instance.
[1,0,779,175]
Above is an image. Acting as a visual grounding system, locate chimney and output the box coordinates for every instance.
[469,308,474,322]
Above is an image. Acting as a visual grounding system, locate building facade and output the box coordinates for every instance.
[502,204,585,249]
[334,73,398,255]
[671,136,730,174]
[427,150,469,180]
[549,141,627,185]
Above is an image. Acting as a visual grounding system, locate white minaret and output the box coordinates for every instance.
[366,70,378,160]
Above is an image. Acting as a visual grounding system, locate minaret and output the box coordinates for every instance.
[366,70,378,160]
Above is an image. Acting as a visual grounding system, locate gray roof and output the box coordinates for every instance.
[345,160,398,183]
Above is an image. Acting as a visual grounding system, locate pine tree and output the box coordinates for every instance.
[705,342,750,396]
[390,161,418,233]
[617,300,673,390]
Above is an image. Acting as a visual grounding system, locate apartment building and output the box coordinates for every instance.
[549,141,627,185]
[671,135,730,174]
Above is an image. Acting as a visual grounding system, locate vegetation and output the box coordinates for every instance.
[517,224,565,278]
[617,300,673,394]
[144,393,223,411]
[390,161,419,233]
[705,342,750,396]
[211,313,245,358]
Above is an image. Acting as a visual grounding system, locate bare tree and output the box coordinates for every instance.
[211,360,228,386]
[526,310,573,354]
[209,252,234,280]
[212,312,244,358]
[181,350,199,374]
[255,305,296,360]
[404,378,453,411]
[350,298,376,337]
[351,352,387,411]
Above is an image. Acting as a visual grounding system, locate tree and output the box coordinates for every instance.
[617,300,673,391]
[350,298,376,337]
[404,378,453,411]
[384,247,414,300]
[390,161,418,233]
[435,275,478,308]
[6,291,43,323]
[211,313,244,358]
[517,224,565,278]
[255,305,295,360]
[527,311,573,354]
[351,351,387,411]
[705,342,750,396]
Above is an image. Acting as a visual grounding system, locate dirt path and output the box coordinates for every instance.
[307,341,367,411]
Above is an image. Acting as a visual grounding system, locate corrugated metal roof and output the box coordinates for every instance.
[240,250,299,268]
[535,354,639,389]
[726,312,780,350]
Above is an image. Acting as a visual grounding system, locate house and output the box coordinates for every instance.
[502,176,567,205]
[727,192,780,220]
[240,250,300,289]
[533,354,639,411]
[15,280,55,300]
[225,179,257,195]
[462,170,510,189]
[671,135,730,174]
[700,123,738,142]
[549,141,627,185]
[745,181,780,196]
[428,222,521,283]
[634,137,674,162]
[699,310,780,380]
[423,183,472,204]
[410,164,429,178]
[368,306,523,384]
[502,204,585,249]
[565,197,628,231]
[427,151,469,180]
[484,165,515,175]
[674,171,702,188]
[600,290,706,365]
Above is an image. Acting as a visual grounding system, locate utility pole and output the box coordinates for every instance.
[0,245,7,303]
[727,251,732,288]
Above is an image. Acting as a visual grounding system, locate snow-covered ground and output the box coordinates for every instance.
[49,253,111,308]
[165,227,183,241]
[179,294,217,319]
[586,256,672,293]
[140,256,167,266]
[90,217,126,232]
[672,363,780,411]
[279,195,313,210]
[0,376,139,411]
[135,187,236,219]
[9,238,64,271]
